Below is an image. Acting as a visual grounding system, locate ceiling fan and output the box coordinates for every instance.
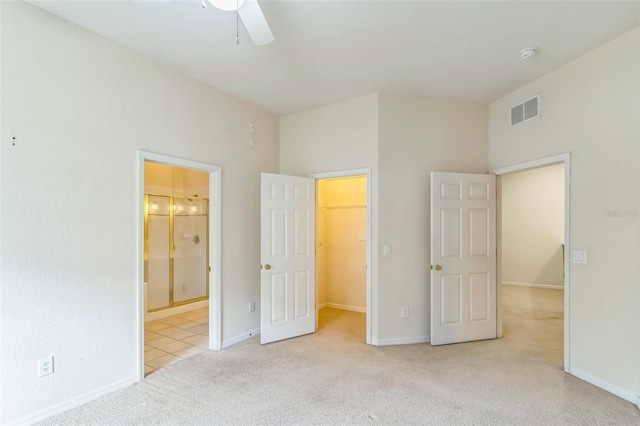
[204,0,274,45]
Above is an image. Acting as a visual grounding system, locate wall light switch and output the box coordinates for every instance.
[358,233,366,241]
[383,244,391,256]
[572,250,588,265]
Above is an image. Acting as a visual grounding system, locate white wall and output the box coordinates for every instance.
[280,94,379,177]
[501,164,564,287]
[0,2,279,423]
[489,28,640,399]
[317,177,367,312]
[280,93,380,335]
[281,93,488,345]
[144,162,209,197]
[377,94,488,343]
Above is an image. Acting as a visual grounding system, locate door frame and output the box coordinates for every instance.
[493,152,571,372]
[311,168,375,345]
[136,151,222,381]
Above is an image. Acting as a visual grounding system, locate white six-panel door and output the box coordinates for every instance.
[261,173,316,344]
[430,172,496,346]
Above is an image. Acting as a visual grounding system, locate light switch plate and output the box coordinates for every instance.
[383,245,391,256]
[572,250,588,265]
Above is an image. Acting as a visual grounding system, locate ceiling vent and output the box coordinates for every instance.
[510,94,540,126]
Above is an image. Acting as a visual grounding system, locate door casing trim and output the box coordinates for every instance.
[136,150,222,382]
[493,152,571,373]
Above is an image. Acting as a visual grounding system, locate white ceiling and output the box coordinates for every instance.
[30,0,640,115]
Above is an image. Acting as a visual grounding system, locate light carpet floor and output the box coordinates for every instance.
[40,296,639,425]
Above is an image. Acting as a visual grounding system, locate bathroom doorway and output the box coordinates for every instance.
[137,152,222,380]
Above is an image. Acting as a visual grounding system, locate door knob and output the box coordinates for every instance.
[264,264,272,270]
[434,264,442,271]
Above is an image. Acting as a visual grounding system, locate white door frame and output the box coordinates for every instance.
[493,152,571,372]
[311,168,375,345]
[136,151,222,381]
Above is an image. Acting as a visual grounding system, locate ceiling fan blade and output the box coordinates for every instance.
[238,0,274,45]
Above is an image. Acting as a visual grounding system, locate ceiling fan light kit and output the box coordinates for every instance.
[208,0,245,12]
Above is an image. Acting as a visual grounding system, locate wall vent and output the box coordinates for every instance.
[510,94,540,126]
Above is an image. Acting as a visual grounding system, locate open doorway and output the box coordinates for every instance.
[137,151,221,381]
[495,154,570,372]
[499,163,565,367]
[316,175,367,343]
[142,162,211,376]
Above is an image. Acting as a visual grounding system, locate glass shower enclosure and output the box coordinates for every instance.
[145,194,209,311]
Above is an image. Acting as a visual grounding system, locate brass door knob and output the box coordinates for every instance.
[434,264,442,271]
[264,264,272,270]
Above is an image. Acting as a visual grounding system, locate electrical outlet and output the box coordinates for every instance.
[249,137,256,150]
[401,306,409,318]
[38,356,54,377]
[249,301,256,313]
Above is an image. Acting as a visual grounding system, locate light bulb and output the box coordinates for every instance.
[207,0,245,11]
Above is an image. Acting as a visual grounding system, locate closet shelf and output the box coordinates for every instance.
[318,205,367,210]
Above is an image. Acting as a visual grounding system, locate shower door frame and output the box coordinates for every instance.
[136,151,222,382]
[144,193,210,311]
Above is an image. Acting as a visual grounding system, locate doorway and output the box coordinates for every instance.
[311,168,373,344]
[137,151,222,381]
[499,163,565,367]
[142,162,210,376]
[316,176,367,343]
[494,153,571,372]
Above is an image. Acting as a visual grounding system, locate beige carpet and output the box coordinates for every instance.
[40,293,639,425]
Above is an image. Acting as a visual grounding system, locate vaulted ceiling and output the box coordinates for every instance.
[30,0,640,115]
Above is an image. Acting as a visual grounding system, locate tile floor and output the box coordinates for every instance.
[144,307,209,376]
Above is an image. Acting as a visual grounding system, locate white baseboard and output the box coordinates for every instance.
[502,281,564,290]
[146,300,209,322]
[637,395,640,411]
[7,375,137,425]
[372,336,430,346]
[569,367,637,403]
[222,328,261,349]
[323,303,366,313]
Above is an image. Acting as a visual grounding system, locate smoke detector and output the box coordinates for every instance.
[519,47,538,59]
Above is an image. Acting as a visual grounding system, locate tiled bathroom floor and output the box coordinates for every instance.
[144,307,209,376]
